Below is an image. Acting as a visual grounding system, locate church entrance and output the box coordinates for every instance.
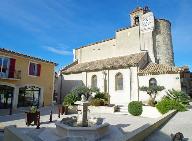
[0,85,14,115]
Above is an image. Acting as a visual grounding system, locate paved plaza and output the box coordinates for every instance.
[0,105,192,141]
[145,105,192,141]
[0,105,157,141]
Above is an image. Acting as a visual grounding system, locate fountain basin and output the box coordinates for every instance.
[55,121,109,140]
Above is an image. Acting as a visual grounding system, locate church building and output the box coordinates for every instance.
[58,7,191,105]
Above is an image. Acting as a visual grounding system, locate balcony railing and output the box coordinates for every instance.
[0,70,21,80]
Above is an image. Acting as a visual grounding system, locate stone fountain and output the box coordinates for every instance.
[55,95,110,141]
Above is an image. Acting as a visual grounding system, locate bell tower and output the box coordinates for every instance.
[130,6,150,26]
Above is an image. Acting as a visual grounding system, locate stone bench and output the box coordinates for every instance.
[4,125,35,141]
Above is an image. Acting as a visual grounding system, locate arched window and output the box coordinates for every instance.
[134,16,140,26]
[115,73,123,90]
[149,78,157,87]
[91,75,97,88]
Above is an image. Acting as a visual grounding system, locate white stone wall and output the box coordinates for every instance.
[115,26,141,56]
[138,74,181,102]
[60,67,140,105]
[140,31,155,62]
[108,69,132,105]
[86,68,139,105]
[87,71,106,92]
[75,26,143,63]
[75,39,116,63]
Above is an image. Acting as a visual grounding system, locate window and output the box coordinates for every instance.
[134,16,140,26]
[115,73,123,90]
[0,57,9,77]
[18,86,41,107]
[149,78,157,87]
[29,62,41,76]
[91,75,97,88]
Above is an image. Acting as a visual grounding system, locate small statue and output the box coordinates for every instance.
[171,132,184,141]
[81,94,87,102]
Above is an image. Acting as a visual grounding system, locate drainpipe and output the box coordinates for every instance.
[59,74,63,104]
[107,70,110,104]
[137,65,140,101]
[86,72,87,87]
[129,68,132,101]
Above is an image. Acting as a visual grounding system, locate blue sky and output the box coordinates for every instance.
[0,0,191,71]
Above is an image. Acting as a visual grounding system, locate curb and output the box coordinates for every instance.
[126,110,177,141]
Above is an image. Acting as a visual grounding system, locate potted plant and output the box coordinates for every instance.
[140,85,165,107]
[25,106,40,126]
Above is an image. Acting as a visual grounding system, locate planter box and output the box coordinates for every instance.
[89,105,118,114]
[25,111,40,126]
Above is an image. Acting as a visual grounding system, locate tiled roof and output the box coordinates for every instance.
[62,52,146,74]
[0,48,57,65]
[138,63,182,75]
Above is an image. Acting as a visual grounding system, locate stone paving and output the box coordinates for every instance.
[145,104,192,141]
[0,105,157,141]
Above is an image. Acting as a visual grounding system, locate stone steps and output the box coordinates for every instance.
[118,105,128,113]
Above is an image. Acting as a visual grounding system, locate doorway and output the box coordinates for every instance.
[0,85,14,115]
[17,86,41,108]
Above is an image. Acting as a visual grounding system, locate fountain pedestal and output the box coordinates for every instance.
[55,96,110,140]
[75,101,89,127]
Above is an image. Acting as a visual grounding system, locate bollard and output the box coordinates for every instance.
[36,113,40,129]
[58,107,60,118]
[49,110,52,122]
[61,106,64,115]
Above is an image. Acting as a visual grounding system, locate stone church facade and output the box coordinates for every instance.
[58,7,191,105]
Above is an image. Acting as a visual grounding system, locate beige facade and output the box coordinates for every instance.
[0,48,55,109]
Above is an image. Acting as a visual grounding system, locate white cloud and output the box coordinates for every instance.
[45,46,72,56]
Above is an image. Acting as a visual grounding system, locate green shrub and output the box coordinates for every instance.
[166,89,190,105]
[63,92,79,106]
[30,106,37,113]
[128,101,143,116]
[71,86,91,100]
[90,87,100,93]
[94,92,108,101]
[170,100,187,112]
[90,99,104,106]
[140,85,165,107]
[156,98,173,114]
[156,98,187,114]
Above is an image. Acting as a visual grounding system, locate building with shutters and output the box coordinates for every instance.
[0,48,56,113]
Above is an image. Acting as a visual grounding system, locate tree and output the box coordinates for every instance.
[140,85,165,106]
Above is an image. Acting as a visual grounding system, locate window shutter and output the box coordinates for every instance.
[29,63,33,75]
[37,64,41,76]
[8,58,16,78]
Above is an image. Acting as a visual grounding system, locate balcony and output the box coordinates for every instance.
[0,70,21,80]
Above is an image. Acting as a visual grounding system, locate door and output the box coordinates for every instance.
[0,85,14,115]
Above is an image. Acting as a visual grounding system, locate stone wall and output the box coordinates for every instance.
[74,26,141,64]
[154,19,174,66]
[61,67,140,105]
[138,74,181,102]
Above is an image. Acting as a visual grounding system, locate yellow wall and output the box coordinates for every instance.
[0,51,55,106]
